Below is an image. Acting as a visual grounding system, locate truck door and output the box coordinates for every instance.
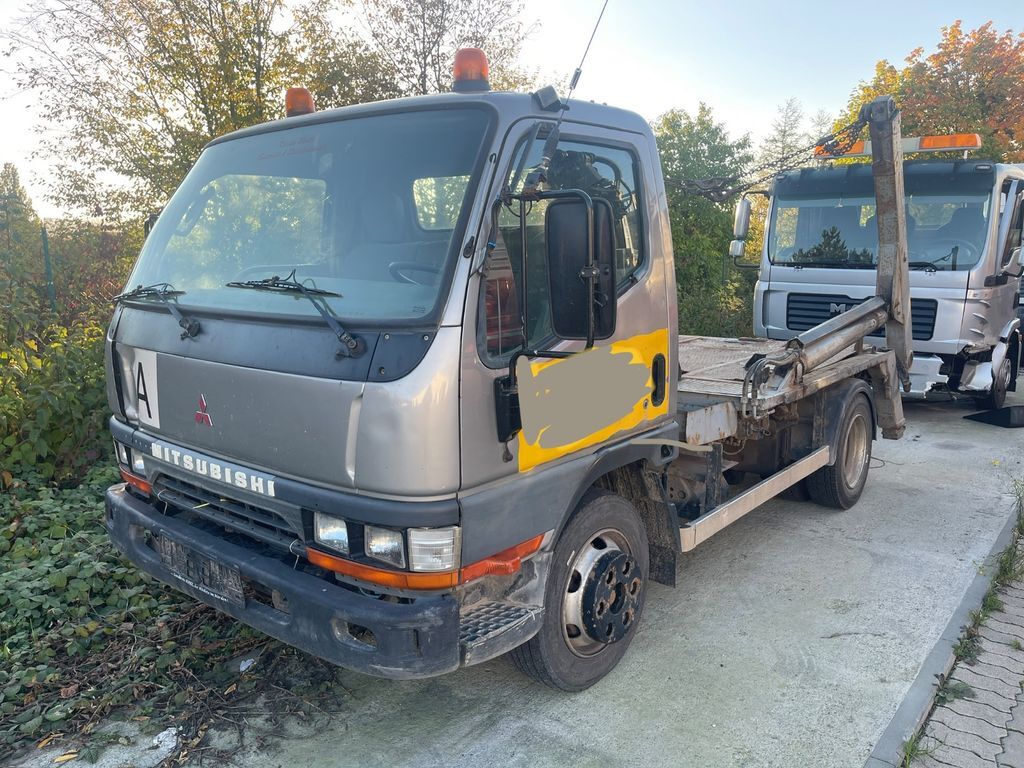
[991,180,1024,330]
[459,123,676,489]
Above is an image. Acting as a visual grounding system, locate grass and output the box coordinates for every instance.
[900,730,936,765]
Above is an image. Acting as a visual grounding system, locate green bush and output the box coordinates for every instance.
[0,323,109,484]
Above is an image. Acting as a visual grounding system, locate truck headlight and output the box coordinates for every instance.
[408,527,460,572]
[314,512,349,555]
[131,453,146,475]
[365,526,405,568]
[114,440,129,466]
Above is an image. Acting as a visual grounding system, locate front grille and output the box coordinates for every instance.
[154,474,302,552]
[786,293,937,341]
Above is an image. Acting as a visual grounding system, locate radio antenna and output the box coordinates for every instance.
[553,0,609,136]
[522,0,610,195]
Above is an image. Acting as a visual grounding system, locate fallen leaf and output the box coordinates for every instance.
[1,470,13,488]
[53,751,78,764]
[59,684,79,699]
[223,683,237,695]
[37,733,61,749]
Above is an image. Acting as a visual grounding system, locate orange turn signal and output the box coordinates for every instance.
[459,534,545,583]
[120,467,152,495]
[285,87,316,117]
[307,533,546,591]
[307,547,460,590]
[918,133,982,150]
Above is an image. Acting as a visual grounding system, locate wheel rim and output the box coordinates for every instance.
[841,411,870,491]
[561,528,642,658]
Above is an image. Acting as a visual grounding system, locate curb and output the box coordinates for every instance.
[864,500,1021,767]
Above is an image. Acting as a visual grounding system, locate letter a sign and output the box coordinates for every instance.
[133,349,161,429]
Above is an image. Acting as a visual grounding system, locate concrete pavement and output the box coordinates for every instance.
[13,395,1022,768]
[224,395,1024,768]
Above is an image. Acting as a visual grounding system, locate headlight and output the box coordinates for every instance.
[365,526,405,568]
[314,512,349,555]
[408,527,460,572]
[131,453,146,475]
[114,440,130,466]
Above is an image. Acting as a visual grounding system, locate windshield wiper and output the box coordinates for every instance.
[112,283,201,339]
[225,271,364,358]
[789,260,876,270]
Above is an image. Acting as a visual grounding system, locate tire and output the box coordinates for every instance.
[510,489,649,692]
[977,356,1011,411]
[806,393,872,510]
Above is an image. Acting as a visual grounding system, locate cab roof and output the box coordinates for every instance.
[207,91,652,149]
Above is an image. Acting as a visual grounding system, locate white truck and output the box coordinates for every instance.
[732,138,1024,408]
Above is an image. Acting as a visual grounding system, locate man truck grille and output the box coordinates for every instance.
[786,293,937,341]
[154,475,302,552]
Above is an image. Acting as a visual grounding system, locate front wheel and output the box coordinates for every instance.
[806,393,872,510]
[510,490,649,692]
[976,356,1011,411]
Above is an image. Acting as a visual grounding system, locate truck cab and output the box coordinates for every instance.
[750,149,1024,407]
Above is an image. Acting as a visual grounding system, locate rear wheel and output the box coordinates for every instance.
[510,489,649,692]
[806,393,872,510]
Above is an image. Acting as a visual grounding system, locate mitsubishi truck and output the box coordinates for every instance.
[732,140,1024,408]
[104,49,914,691]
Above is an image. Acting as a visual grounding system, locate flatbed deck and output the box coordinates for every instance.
[674,335,902,440]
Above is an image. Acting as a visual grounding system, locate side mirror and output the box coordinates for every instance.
[733,197,752,239]
[1007,246,1024,278]
[545,197,616,343]
[727,198,759,271]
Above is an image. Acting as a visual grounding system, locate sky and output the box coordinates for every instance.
[1,0,1021,217]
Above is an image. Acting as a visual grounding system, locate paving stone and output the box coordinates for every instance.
[918,733,997,767]
[945,682,1017,716]
[947,698,1015,729]
[993,612,1024,631]
[977,652,1024,677]
[999,729,1024,767]
[1006,702,1024,736]
[980,638,1024,665]
[926,720,1001,760]
[1002,586,1024,603]
[988,620,1024,642]
[932,706,1006,745]
[969,660,1024,689]
[954,667,1023,702]
[997,593,1024,612]
[981,626,1024,649]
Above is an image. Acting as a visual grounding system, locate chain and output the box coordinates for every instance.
[665,114,869,203]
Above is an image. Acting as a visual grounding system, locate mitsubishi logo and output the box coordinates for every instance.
[195,394,213,427]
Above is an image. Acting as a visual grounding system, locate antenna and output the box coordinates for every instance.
[522,0,610,196]
[557,0,609,130]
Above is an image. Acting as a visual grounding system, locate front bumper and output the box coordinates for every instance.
[105,484,462,679]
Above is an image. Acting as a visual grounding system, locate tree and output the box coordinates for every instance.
[359,0,533,95]
[839,22,1024,161]
[4,0,397,217]
[653,105,755,336]
[0,164,39,258]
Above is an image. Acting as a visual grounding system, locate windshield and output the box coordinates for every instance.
[128,107,492,324]
[769,176,993,271]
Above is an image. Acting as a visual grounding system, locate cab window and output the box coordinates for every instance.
[479,133,645,363]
